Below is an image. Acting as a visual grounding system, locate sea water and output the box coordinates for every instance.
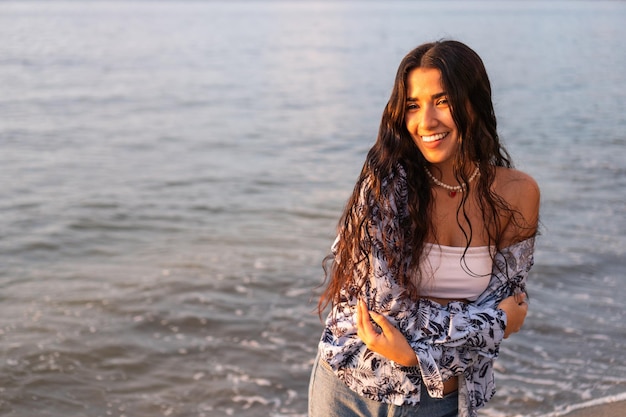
[0,1,625,416]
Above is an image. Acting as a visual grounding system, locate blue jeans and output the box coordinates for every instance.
[308,355,458,417]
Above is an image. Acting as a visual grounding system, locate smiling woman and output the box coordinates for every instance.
[1,1,625,416]
[309,40,540,417]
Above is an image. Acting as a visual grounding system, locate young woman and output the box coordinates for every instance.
[309,40,540,417]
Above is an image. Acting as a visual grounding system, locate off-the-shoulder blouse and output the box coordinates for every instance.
[317,163,535,417]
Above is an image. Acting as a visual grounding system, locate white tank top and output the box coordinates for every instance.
[419,243,493,301]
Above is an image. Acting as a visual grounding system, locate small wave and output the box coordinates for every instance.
[13,241,61,253]
[537,392,626,417]
[190,204,225,214]
[78,201,120,210]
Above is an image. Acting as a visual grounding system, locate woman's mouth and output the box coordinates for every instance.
[421,132,448,143]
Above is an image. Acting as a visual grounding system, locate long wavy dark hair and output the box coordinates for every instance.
[318,40,518,315]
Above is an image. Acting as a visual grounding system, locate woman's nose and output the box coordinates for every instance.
[420,106,438,129]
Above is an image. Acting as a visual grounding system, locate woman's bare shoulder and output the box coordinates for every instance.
[494,167,540,201]
[494,167,541,240]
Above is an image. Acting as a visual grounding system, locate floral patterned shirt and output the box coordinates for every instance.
[318,164,535,417]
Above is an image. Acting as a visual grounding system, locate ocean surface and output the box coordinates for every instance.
[1,1,625,416]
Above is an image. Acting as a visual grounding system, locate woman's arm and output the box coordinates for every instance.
[355,290,529,366]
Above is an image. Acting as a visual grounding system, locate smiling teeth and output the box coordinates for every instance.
[422,133,448,143]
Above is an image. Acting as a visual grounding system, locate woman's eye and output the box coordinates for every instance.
[406,103,419,110]
[436,98,449,106]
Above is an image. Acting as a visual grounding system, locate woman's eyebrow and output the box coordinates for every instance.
[406,91,447,102]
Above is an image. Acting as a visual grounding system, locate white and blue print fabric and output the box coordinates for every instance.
[318,164,535,417]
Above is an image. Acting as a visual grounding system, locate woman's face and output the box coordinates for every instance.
[404,67,460,169]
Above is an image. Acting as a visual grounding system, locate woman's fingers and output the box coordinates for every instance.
[514,292,527,305]
[354,300,418,367]
[368,310,393,335]
[357,300,395,339]
[498,294,529,338]
[356,299,377,340]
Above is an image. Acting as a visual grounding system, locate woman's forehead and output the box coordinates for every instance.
[406,68,444,98]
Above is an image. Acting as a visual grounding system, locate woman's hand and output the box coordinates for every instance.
[356,299,418,367]
[497,293,529,338]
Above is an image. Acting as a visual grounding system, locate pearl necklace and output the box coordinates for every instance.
[424,166,480,197]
